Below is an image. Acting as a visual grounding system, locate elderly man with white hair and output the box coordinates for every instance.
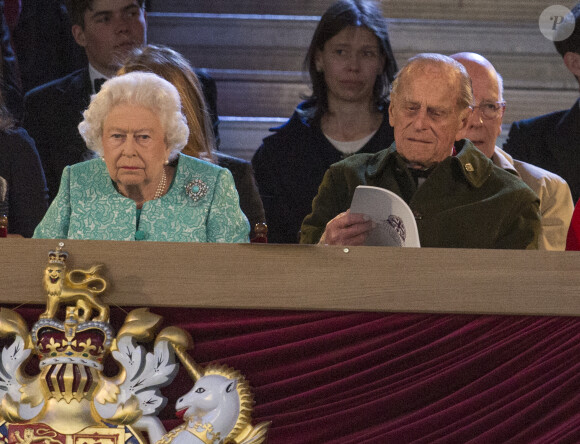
[300,53,541,249]
[451,52,573,251]
[34,71,249,242]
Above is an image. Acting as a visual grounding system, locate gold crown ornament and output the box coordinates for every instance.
[47,242,68,265]
[0,244,268,444]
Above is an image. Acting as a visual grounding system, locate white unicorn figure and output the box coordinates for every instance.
[157,365,269,444]
[172,374,239,444]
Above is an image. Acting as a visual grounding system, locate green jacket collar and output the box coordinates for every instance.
[366,139,493,188]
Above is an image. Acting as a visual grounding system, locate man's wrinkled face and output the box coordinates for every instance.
[72,0,147,76]
[389,64,470,169]
[458,59,504,158]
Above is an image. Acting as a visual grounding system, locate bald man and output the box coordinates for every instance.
[451,52,573,250]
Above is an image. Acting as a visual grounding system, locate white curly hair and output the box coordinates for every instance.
[78,71,190,161]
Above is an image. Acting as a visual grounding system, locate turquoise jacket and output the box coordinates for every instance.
[33,155,250,242]
[300,141,540,249]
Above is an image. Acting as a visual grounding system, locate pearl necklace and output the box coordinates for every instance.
[153,168,167,200]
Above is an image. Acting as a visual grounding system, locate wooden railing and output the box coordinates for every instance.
[3,238,580,317]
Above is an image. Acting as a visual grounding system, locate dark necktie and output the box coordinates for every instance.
[409,166,434,186]
[94,78,106,93]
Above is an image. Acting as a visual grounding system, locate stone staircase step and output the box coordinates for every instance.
[209,68,577,123]
[145,11,578,160]
[210,69,308,118]
[152,0,555,22]
[219,116,285,161]
[219,117,517,162]
[148,13,575,88]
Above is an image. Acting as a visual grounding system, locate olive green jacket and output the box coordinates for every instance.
[300,141,540,249]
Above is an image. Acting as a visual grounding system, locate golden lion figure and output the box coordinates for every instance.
[40,252,109,322]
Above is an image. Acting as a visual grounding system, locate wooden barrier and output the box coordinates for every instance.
[2,238,580,317]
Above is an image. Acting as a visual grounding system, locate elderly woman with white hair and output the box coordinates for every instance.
[33,72,249,242]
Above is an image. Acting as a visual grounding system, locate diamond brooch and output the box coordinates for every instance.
[185,178,209,202]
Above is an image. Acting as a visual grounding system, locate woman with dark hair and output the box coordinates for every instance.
[0,94,48,237]
[252,0,397,243]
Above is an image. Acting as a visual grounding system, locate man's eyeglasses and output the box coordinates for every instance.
[471,101,506,120]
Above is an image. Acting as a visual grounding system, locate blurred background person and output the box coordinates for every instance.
[23,0,148,203]
[503,2,580,204]
[118,44,265,238]
[11,0,87,93]
[451,52,573,251]
[33,72,249,242]
[0,89,48,237]
[566,201,580,249]
[252,0,397,243]
[0,0,23,121]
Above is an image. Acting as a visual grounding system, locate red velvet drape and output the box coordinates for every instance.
[9,306,580,443]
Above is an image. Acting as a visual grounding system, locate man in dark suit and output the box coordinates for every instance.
[0,0,23,121]
[22,0,147,201]
[11,0,87,94]
[503,2,580,203]
[23,0,220,202]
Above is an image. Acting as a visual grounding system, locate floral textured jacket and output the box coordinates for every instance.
[33,154,250,242]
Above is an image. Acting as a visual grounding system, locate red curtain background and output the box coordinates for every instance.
[9,306,580,443]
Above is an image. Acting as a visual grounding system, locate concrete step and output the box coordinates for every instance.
[219,117,517,163]
[208,68,578,123]
[151,0,333,15]
[210,69,308,118]
[146,11,578,159]
[148,13,575,89]
[501,89,577,126]
[151,0,557,22]
[219,116,285,161]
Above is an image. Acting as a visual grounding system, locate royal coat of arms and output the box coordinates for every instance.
[0,243,269,444]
